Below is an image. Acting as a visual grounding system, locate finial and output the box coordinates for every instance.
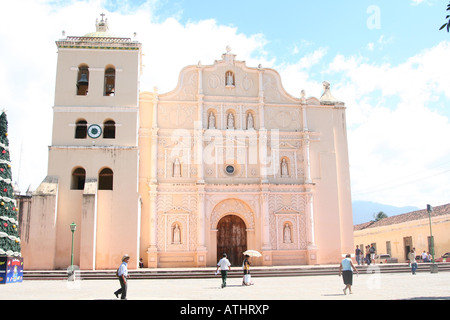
[320,81,342,105]
[96,13,109,32]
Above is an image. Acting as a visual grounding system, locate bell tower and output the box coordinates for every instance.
[25,14,142,270]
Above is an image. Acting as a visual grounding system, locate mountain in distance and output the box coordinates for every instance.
[352,200,420,225]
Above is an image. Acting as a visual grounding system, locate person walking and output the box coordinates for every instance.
[365,245,371,265]
[242,255,253,286]
[409,248,418,275]
[114,254,130,299]
[355,245,362,266]
[369,244,376,264]
[215,253,231,288]
[339,254,358,295]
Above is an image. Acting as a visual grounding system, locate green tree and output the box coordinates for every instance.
[373,211,388,221]
[439,1,450,32]
[0,112,21,257]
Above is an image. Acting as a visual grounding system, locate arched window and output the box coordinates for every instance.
[103,120,116,139]
[76,65,89,96]
[104,67,116,96]
[75,119,88,139]
[98,168,113,190]
[71,167,86,190]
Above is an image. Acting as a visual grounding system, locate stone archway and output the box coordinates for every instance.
[210,198,255,266]
[217,215,247,266]
[210,199,255,229]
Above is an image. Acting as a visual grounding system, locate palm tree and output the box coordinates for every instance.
[439,1,450,32]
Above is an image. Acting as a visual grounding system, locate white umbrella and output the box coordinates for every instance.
[243,250,262,257]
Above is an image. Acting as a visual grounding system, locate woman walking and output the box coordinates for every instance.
[242,255,253,286]
[339,254,358,295]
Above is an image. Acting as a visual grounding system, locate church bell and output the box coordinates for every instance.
[77,73,89,87]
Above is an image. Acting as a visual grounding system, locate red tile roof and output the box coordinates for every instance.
[354,203,450,231]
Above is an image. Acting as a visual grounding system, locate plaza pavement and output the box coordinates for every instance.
[1,266,449,301]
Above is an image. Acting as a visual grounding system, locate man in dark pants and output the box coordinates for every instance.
[215,253,231,288]
[114,254,130,299]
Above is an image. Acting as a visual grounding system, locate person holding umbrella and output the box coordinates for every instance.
[242,254,252,286]
[242,250,261,286]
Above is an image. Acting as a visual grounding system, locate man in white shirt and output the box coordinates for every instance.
[215,253,231,288]
[114,254,130,299]
[421,251,428,262]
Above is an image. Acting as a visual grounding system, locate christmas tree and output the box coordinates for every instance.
[0,112,21,257]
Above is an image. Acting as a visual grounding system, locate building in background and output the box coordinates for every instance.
[19,16,353,270]
[354,203,450,262]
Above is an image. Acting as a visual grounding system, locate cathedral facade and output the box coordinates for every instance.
[20,17,353,270]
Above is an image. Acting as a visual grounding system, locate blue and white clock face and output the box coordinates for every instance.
[87,124,102,139]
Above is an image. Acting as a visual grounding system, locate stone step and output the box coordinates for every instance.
[23,263,450,281]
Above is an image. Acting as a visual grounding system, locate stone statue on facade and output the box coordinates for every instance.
[172,224,181,244]
[208,112,216,129]
[226,72,234,86]
[283,223,292,243]
[281,158,289,177]
[173,158,181,177]
[227,113,235,129]
[247,113,254,130]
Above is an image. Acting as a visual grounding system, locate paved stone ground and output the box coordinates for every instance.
[1,268,449,301]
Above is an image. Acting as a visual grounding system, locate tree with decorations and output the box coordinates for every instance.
[0,112,21,257]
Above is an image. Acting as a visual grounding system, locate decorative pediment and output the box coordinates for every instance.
[164,206,192,215]
[159,47,301,104]
[272,141,301,150]
[274,206,301,215]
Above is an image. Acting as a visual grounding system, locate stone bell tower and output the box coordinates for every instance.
[22,15,143,270]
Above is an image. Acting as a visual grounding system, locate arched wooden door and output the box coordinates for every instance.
[217,215,247,266]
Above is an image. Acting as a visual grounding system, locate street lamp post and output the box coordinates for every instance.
[70,222,77,277]
[427,205,438,274]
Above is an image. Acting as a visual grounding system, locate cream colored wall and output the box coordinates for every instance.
[45,146,140,269]
[138,52,353,267]
[354,215,450,262]
[54,49,140,107]
[21,41,142,269]
[23,30,353,269]
[302,105,354,263]
[52,109,138,146]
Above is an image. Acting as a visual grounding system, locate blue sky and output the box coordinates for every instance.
[145,0,446,64]
[1,0,449,212]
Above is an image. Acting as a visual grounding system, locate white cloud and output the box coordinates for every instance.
[329,41,450,207]
[0,0,271,193]
[2,0,449,211]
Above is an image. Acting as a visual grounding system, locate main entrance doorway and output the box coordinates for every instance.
[217,215,247,266]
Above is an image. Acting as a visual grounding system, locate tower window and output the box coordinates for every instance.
[71,167,86,190]
[76,65,89,96]
[104,67,116,96]
[103,120,116,139]
[75,120,88,139]
[99,168,113,190]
